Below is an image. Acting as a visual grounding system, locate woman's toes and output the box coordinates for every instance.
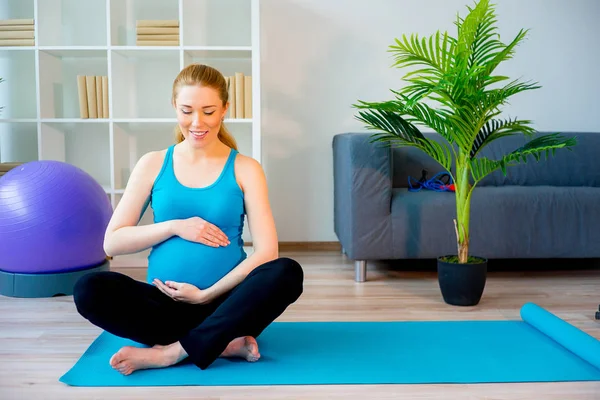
[109,351,124,367]
[245,337,260,362]
[114,360,128,373]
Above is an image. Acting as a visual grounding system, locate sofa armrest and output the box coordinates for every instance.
[332,133,394,260]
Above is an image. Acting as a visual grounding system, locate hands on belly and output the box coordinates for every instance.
[152,278,213,304]
[171,216,231,248]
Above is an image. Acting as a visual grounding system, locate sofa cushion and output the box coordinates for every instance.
[390,186,600,259]
[391,132,600,188]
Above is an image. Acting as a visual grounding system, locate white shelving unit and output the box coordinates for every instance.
[0,0,261,214]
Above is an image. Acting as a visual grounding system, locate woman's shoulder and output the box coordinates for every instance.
[233,152,263,175]
[138,148,169,169]
[132,147,170,183]
[233,152,266,191]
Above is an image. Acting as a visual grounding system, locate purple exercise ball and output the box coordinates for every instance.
[0,160,113,274]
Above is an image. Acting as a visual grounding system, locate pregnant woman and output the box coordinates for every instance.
[73,63,304,375]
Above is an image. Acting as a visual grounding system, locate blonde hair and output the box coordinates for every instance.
[172,63,238,150]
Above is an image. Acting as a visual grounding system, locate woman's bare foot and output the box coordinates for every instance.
[109,342,188,376]
[221,336,260,362]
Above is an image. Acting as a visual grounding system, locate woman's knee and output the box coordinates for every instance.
[278,257,303,280]
[73,271,114,315]
[273,257,304,299]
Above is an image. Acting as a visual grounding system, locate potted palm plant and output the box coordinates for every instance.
[353,0,576,306]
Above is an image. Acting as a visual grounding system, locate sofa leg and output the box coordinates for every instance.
[355,260,367,282]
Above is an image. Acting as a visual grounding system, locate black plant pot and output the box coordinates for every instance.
[437,256,487,306]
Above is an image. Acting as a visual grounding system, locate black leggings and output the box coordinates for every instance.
[73,257,304,370]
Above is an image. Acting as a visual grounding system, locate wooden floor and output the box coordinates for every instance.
[1,251,599,399]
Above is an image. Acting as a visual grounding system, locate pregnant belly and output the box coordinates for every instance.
[147,237,247,290]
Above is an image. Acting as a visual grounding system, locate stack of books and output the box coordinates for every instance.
[136,20,179,46]
[226,73,252,119]
[0,162,23,178]
[77,75,109,119]
[0,19,34,46]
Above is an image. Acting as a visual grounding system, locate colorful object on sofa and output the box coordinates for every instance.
[59,303,600,386]
[408,170,455,192]
[0,160,112,298]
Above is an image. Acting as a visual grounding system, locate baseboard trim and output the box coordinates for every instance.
[243,241,342,252]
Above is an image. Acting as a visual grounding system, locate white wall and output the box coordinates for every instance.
[259,0,600,242]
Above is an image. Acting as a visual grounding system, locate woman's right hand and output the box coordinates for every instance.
[171,217,230,247]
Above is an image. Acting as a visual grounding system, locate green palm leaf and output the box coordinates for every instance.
[456,0,489,64]
[469,4,503,68]
[480,79,541,108]
[470,133,577,182]
[355,108,453,173]
[483,28,529,78]
[389,30,456,78]
[355,95,456,149]
[470,117,536,157]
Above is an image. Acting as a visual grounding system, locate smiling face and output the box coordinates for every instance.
[173,84,228,147]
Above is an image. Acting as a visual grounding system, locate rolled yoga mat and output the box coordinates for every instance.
[60,302,600,386]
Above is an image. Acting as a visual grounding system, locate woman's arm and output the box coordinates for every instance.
[201,155,279,302]
[103,151,176,257]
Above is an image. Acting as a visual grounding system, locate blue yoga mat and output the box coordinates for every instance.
[59,303,600,386]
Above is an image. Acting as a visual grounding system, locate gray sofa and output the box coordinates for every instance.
[332,131,600,282]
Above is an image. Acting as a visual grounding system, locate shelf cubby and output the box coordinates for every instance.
[38,0,107,47]
[0,50,36,119]
[111,49,179,119]
[0,0,34,26]
[39,49,108,119]
[183,49,252,77]
[40,122,111,190]
[182,0,251,47]
[0,122,38,163]
[110,0,179,47]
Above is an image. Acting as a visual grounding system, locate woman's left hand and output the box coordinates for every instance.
[153,279,212,304]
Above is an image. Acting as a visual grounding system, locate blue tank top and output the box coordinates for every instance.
[146,145,247,290]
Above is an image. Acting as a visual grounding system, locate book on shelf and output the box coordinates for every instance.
[0,19,34,46]
[136,20,179,46]
[77,75,109,119]
[226,73,252,119]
